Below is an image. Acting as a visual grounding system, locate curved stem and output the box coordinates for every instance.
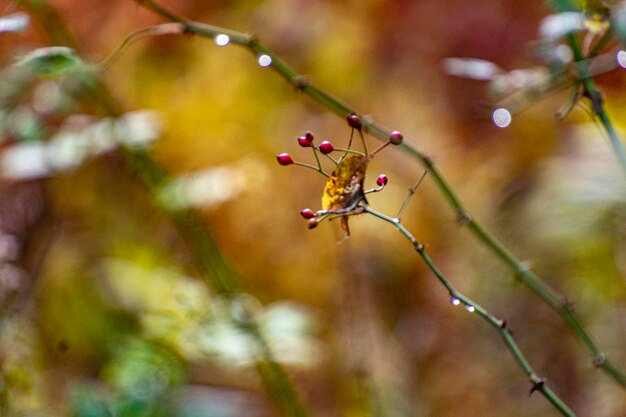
[364,207,577,417]
[100,23,185,69]
[135,0,626,388]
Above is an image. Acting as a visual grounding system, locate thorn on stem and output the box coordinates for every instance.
[456,211,471,225]
[584,89,604,115]
[181,24,194,35]
[593,353,606,367]
[561,298,576,313]
[422,155,435,168]
[529,377,546,396]
[294,75,309,91]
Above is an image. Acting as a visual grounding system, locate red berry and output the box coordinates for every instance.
[297,136,312,147]
[319,141,334,154]
[376,174,388,187]
[276,153,294,165]
[300,208,315,219]
[347,113,362,130]
[307,218,319,229]
[389,131,403,145]
[305,131,314,142]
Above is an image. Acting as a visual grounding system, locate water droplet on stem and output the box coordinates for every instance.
[258,54,272,67]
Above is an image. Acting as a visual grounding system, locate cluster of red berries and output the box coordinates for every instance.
[276,113,404,231]
[277,113,403,167]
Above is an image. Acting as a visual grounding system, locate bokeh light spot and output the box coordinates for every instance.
[617,50,626,69]
[492,108,512,128]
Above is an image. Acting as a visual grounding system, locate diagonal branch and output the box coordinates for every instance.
[136,0,626,388]
[364,207,577,417]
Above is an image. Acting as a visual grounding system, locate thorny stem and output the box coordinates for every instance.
[20,2,310,417]
[136,0,626,388]
[364,207,577,417]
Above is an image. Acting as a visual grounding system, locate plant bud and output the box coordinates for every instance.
[297,136,312,147]
[319,141,334,154]
[276,153,294,165]
[347,113,362,130]
[389,131,403,145]
[300,208,315,219]
[376,174,388,187]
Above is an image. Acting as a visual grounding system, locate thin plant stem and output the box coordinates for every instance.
[135,0,626,388]
[334,147,365,156]
[321,152,338,165]
[100,23,185,69]
[311,147,324,172]
[342,128,355,161]
[20,2,311,416]
[294,161,329,177]
[363,206,577,417]
[359,129,369,155]
[396,171,428,221]
[369,141,391,157]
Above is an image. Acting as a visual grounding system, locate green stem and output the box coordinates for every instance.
[136,0,626,388]
[566,33,626,174]
[364,207,577,417]
[548,0,626,172]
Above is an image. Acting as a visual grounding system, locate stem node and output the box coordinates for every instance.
[456,210,472,225]
[529,377,546,396]
[593,353,607,367]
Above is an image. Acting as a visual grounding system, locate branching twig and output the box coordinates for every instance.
[136,0,626,388]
